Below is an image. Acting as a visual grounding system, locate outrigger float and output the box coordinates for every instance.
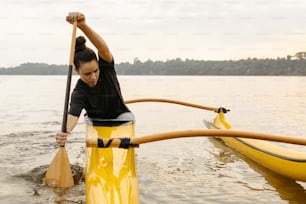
[83,98,306,203]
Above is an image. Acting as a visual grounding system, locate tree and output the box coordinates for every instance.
[295,52,306,60]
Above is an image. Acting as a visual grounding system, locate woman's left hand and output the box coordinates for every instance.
[66,12,85,27]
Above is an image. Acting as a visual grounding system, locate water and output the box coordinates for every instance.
[0,75,306,203]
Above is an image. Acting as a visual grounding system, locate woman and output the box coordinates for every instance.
[56,12,133,146]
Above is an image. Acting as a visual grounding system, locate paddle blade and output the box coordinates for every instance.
[44,147,74,188]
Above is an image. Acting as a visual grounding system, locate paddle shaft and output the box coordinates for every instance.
[62,22,77,133]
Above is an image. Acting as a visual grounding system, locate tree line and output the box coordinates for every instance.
[0,57,306,76]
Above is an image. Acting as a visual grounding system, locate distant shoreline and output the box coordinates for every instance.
[0,57,305,76]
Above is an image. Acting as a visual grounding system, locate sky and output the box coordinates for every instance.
[1,0,306,67]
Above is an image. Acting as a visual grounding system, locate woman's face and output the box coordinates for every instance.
[77,60,100,87]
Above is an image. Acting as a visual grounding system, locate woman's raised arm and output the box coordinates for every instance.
[66,12,113,63]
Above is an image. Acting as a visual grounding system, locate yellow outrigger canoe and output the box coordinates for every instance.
[209,110,306,182]
[85,118,139,204]
[83,98,306,203]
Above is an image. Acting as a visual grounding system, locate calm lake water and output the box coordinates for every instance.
[0,75,306,203]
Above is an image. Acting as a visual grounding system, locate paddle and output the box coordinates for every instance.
[44,21,77,188]
[86,129,306,148]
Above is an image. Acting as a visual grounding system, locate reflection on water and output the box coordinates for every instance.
[209,138,306,203]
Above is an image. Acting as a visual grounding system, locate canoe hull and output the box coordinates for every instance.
[211,112,306,182]
[85,119,139,204]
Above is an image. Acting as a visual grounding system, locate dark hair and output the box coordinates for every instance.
[74,36,97,70]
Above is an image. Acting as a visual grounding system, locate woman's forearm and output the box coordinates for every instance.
[66,114,79,133]
[78,23,113,63]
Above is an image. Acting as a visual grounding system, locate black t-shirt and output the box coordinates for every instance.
[68,56,130,119]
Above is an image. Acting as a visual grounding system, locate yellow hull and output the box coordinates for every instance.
[85,119,139,204]
[212,112,306,182]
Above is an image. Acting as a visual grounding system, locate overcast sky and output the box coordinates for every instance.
[1,0,306,67]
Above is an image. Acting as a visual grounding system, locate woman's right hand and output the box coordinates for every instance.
[56,132,69,147]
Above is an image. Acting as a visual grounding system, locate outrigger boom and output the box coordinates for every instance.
[86,128,306,148]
